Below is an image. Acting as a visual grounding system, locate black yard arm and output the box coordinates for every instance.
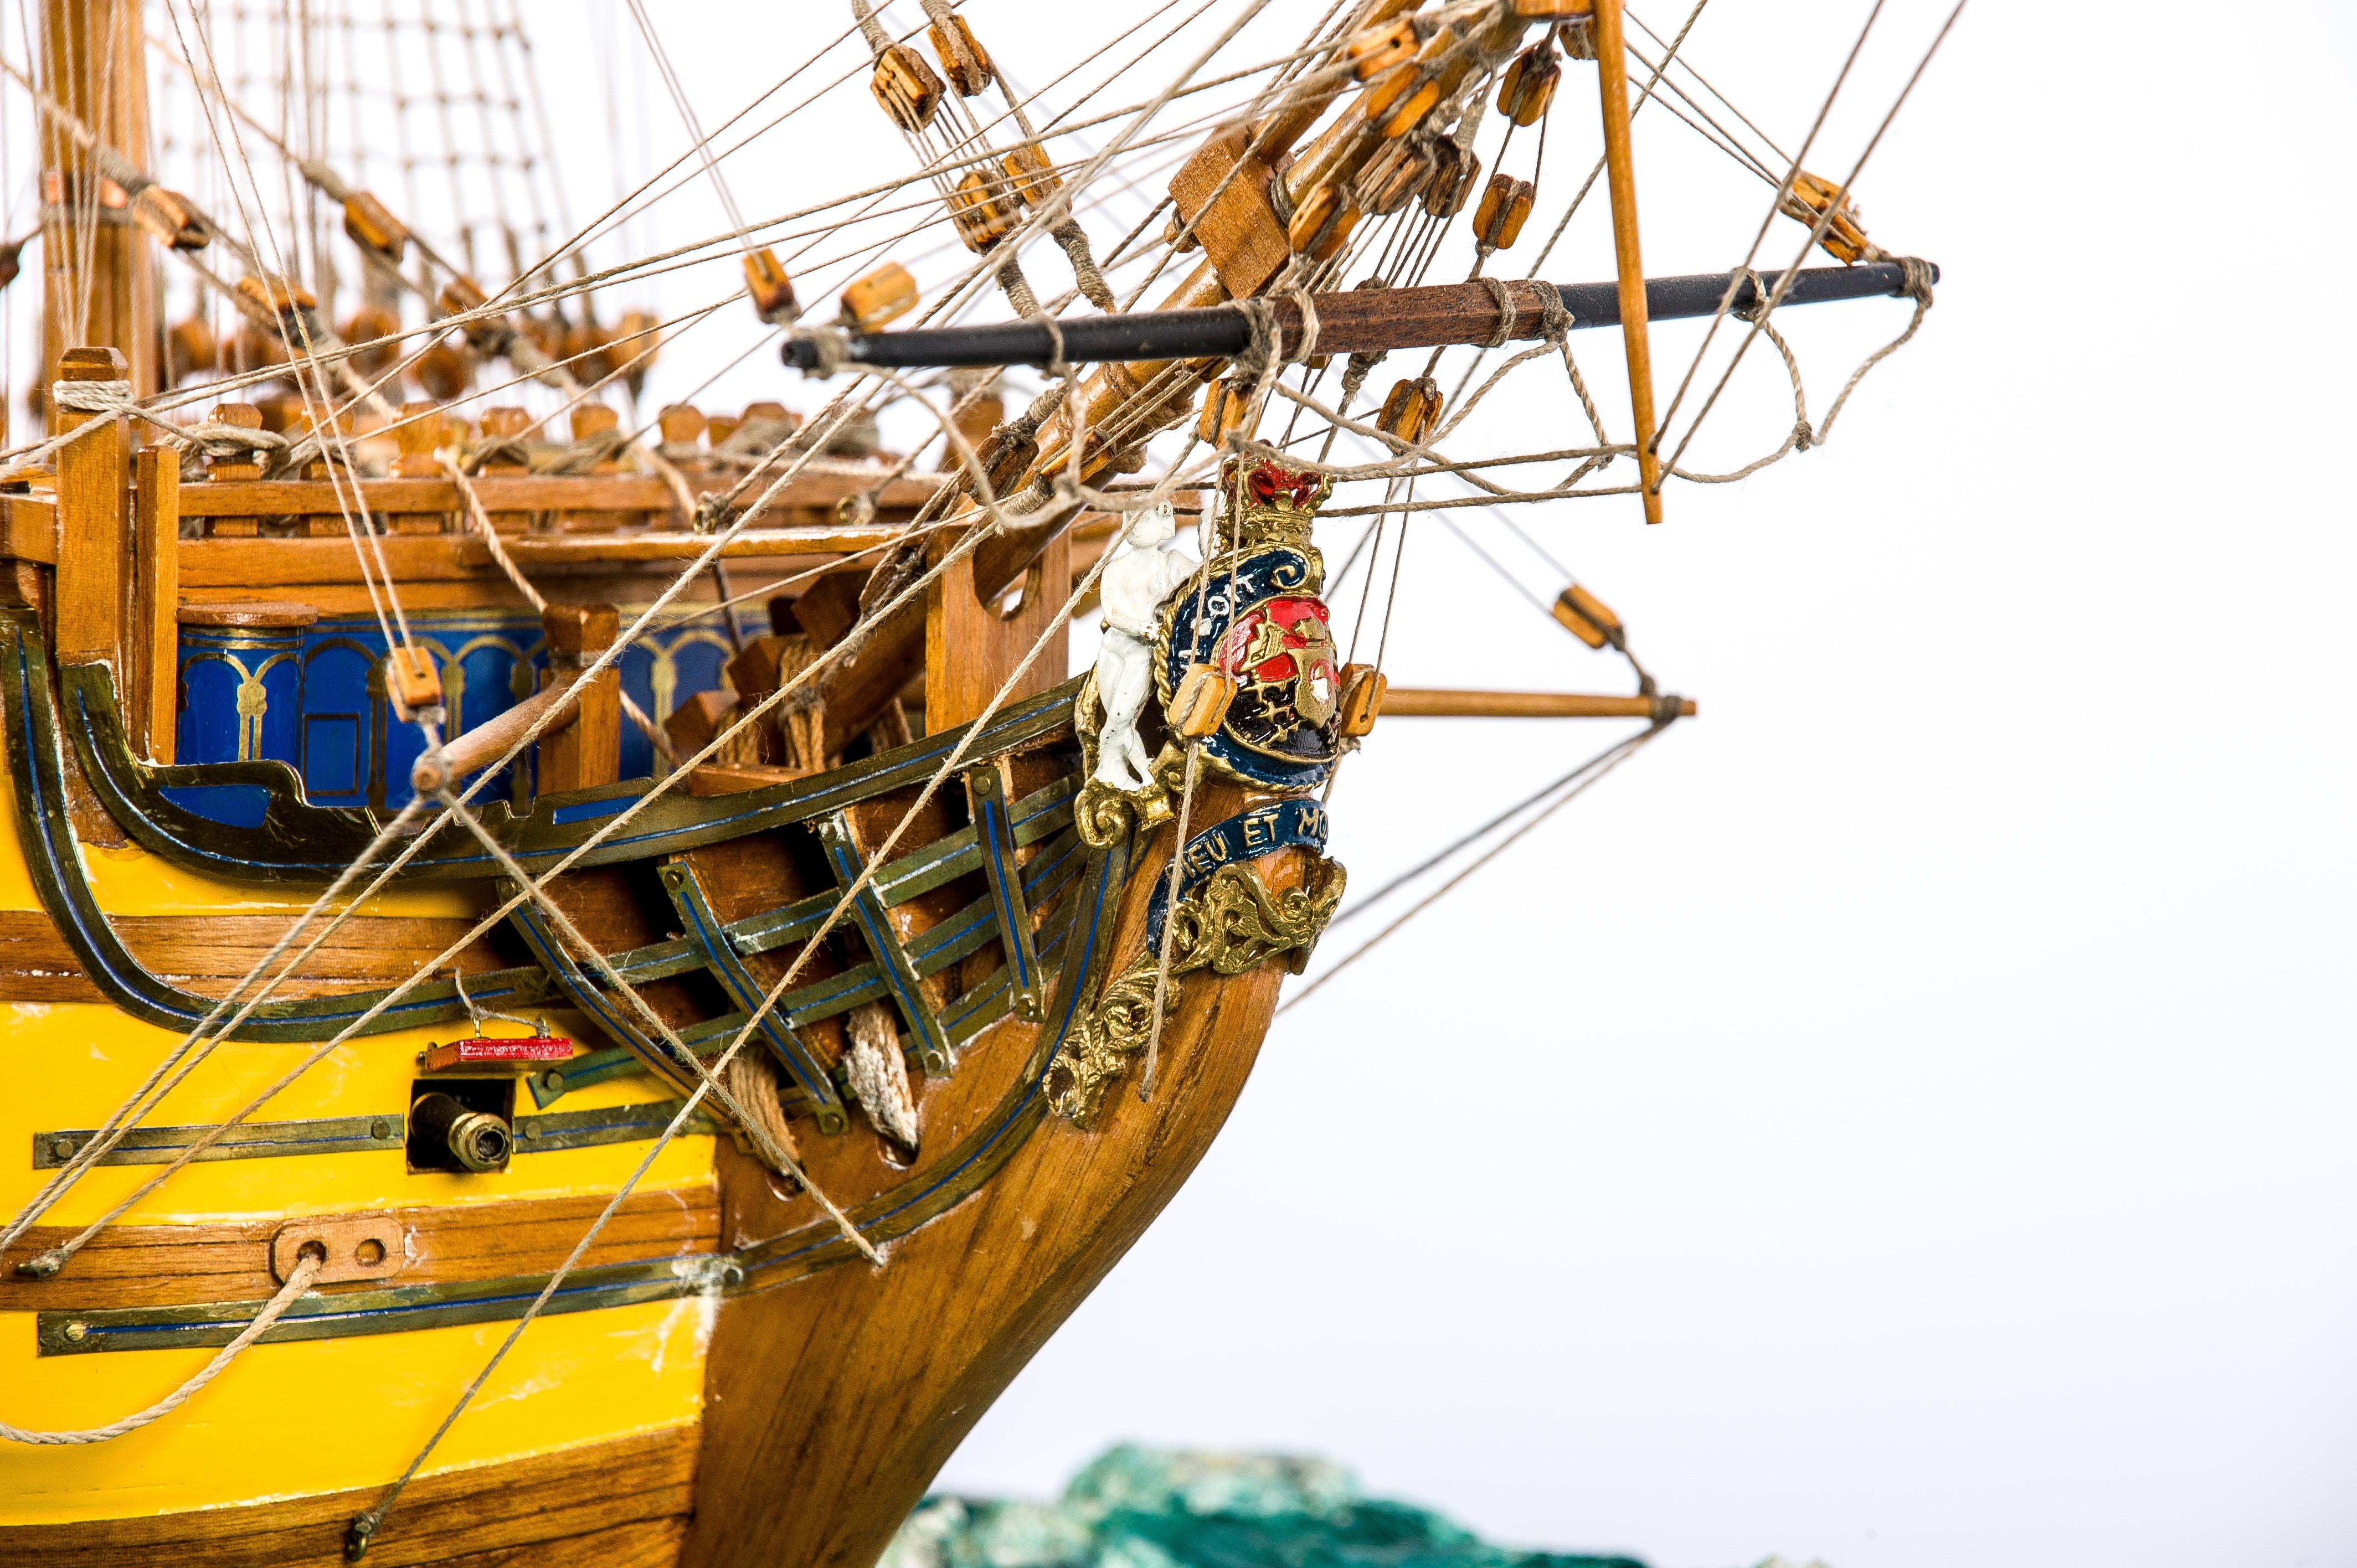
[781,260,1937,372]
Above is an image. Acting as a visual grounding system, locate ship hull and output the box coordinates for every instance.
[0,606,1305,1566]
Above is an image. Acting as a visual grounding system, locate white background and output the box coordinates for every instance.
[281,2,2357,1562]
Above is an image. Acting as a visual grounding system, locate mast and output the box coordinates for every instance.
[38,0,159,417]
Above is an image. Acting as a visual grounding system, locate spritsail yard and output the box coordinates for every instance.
[0,1,1950,1562]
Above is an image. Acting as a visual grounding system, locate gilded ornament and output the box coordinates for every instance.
[1072,670,1175,847]
[1048,855,1346,1124]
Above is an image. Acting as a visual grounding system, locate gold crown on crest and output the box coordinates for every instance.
[1210,458,1332,580]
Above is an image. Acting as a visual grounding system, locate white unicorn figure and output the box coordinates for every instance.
[1091,502,1199,790]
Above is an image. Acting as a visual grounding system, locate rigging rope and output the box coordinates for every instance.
[1,1251,323,1445]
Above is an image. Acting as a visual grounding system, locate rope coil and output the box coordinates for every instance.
[50,379,135,415]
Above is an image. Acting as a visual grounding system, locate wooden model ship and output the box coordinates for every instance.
[0,0,1946,1562]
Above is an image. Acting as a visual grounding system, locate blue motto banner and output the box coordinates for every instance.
[1144,797,1330,951]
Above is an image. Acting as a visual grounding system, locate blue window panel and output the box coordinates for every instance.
[302,713,363,800]
[176,656,246,765]
[300,642,380,807]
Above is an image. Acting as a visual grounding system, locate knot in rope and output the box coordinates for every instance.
[269,434,329,479]
[1232,298,1278,378]
[1287,287,1321,363]
[534,426,631,476]
[1475,276,1517,348]
[1897,255,1937,307]
[1533,280,1572,344]
[50,379,134,416]
[1032,309,1071,381]
[462,434,535,473]
[793,326,853,380]
[1231,291,1321,378]
[1732,267,1772,324]
[173,420,290,461]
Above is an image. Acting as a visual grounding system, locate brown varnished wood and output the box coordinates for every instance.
[0,494,57,564]
[1380,688,1696,718]
[538,603,622,795]
[131,446,179,762]
[0,1186,718,1312]
[924,525,1071,735]
[1590,0,1664,524]
[0,908,514,1004]
[162,471,936,523]
[681,782,1299,1568]
[38,0,161,403]
[52,347,130,670]
[0,1423,697,1568]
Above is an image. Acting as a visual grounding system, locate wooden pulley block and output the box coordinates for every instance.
[228,324,289,374]
[437,274,511,352]
[871,44,945,132]
[928,12,995,95]
[1474,174,1537,250]
[437,274,486,318]
[563,317,619,382]
[1423,142,1481,218]
[235,272,316,318]
[164,317,218,384]
[130,185,206,250]
[1286,183,1362,261]
[1780,171,1880,265]
[1381,79,1440,137]
[1001,142,1062,208]
[335,303,398,379]
[1196,378,1254,448]
[393,400,455,477]
[387,645,442,716]
[1497,40,1562,126]
[1167,663,1237,741]
[480,406,536,448]
[413,339,474,401]
[1360,62,1422,125]
[1555,14,1598,60]
[840,261,920,331]
[949,169,1020,251]
[1337,662,1387,738]
[1551,582,1624,649]
[1345,16,1419,79]
[340,190,409,264]
[514,313,562,360]
[1376,376,1442,445]
[613,310,661,393]
[743,246,798,325]
[571,404,620,441]
[1360,138,1433,216]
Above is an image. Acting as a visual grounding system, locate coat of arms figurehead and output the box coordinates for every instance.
[1152,459,1342,793]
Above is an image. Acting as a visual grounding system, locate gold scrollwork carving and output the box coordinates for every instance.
[1047,854,1346,1125]
[1072,671,1175,848]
